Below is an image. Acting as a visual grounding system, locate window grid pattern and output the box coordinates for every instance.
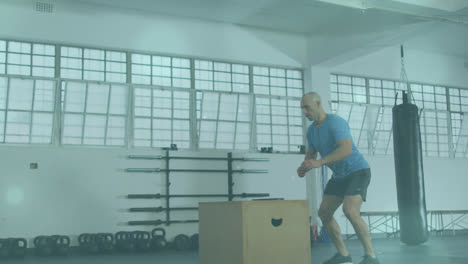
[61,47,127,83]
[373,106,394,155]
[451,113,463,155]
[255,96,303,152]
[410,84,448,111]
[1,38,305,152]
[131,54,191,88]
[452,113,468,158]
[0,76,56,144]
[420,110,450,157]
[133,87,190,149]
[253,67,303,97]
[449,87,468,158]
[0,40,5,74]
[368,79,401,106]
[330,102,382,155]
[61,81,128,146]
[449,88,468,112]
[196,91,251,150]
[330,75,367,104]
[331,73,468,158]
[0,40,55,77]
[194,60,250,93]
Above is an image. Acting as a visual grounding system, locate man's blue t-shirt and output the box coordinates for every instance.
[307,114,369,179]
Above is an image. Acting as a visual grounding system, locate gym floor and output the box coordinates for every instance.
[1,235,467,264]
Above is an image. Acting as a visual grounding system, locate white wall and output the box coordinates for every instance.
[332,45,468,88]
[0,145,306,243]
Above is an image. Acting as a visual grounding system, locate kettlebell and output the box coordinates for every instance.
[174,234,192,251]
[151,228,167,250]
[78,233,99,254]
[134,231,151,252]
[190,234,199,250]
[115,231,135,253]
[0,239,11,258]
[96,233,114,253]
[9,238,27,258]
[51,235,70,256]
[34,236,53,256]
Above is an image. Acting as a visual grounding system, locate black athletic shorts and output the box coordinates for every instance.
[324,168,371,201]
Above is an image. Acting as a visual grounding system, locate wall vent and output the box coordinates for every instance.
[35,2,54,13]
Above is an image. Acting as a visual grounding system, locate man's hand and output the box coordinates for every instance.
[297,159,322,177]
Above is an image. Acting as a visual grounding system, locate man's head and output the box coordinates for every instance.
[301,92,323,122]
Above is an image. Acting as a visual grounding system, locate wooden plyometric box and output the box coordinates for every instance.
[199,200,311,264]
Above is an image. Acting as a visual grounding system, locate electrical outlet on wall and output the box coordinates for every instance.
[30,163,38,169]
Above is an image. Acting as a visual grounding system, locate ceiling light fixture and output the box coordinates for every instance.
[391,0,468,12]
[316,0,370,10]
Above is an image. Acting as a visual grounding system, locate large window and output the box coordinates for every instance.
[195,60,249,93]
[330,73,468,158]
[196,91,251,150]
[0,38,305,153]
[0,40,55,77]
[253,67,304,152]
[61,81,129,146]
[255,96,303,152]
[133,87,190,148]
[0,76,56,144]
[131,54,191,88]
[61,47,127,83]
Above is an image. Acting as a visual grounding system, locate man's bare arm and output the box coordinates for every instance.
[318,138,352,166]
[297,148,317,177]
[298,138,352,176]
[305,148,317,160]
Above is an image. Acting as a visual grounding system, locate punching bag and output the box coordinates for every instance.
[392,91,429,245]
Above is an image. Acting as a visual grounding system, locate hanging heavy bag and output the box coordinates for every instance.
[392,91,429,245]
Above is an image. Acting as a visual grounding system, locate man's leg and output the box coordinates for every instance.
[342,195,375,257]
[318,195,348,256]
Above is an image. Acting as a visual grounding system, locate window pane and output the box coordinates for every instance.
[0,77,7,109]
[86,83,110,114]
[64,82,86,112]
[83,115,106,145]
[31,112,53,143]
[5,111,31,143]
[34,80,55,111]
[8,79,34,110]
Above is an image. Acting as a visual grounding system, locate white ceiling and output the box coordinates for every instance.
[56,0,468,59]
[64,0,451,34]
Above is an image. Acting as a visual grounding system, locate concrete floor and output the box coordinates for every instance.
[1,235,467,264]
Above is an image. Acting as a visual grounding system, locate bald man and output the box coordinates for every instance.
[298,92,380,264]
